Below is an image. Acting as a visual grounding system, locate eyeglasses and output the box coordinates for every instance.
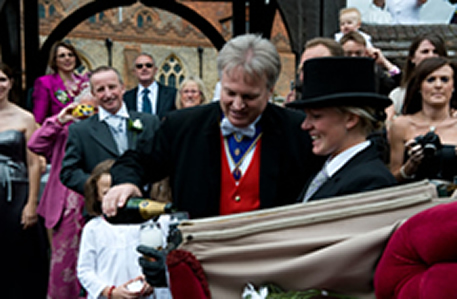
[181,89,200,94]
[57,52,75,59]
[135,63,154,69]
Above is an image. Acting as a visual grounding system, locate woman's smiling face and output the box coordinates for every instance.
[301,107,351,157]
[55,46,76,73]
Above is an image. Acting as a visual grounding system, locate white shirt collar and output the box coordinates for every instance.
[324,140,371,178]
[138,81,158,95]
[220,114,262,128]
[98,103,130,122]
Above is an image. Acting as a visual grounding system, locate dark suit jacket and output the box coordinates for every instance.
[300,143,397,202]
[123,83,177,119]
[374,65,397,96]
[111,102,324,219]
[60,111,160,195]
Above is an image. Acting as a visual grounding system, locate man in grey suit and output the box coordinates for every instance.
[123,53,177,119]
[60,66,160,195]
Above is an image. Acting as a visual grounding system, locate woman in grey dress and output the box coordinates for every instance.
[0,62,48,298]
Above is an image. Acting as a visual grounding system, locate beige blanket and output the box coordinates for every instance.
[178,180,454,298]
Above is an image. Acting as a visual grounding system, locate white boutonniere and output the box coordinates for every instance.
[127,118,143,150]
[128,118,143,132]
[242,284,268,299]
[55,89,70,104]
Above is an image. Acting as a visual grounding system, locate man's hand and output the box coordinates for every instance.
[102,183,142,217]
[137,245,168,288]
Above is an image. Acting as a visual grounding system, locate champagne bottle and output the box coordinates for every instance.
[105,198,176,224]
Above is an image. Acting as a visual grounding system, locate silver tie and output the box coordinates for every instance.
[303,167,328,202]
[106,116,128,155]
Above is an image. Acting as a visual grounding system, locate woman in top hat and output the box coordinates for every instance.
[287,57,397,202]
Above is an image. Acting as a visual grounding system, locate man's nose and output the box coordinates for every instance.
[103,88,112,98]
[232,96,245,109]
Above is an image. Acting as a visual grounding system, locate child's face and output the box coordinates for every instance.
[96,174,112,202]
[340,12,360,34]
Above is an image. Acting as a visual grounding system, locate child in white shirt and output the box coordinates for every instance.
[334,7,373,48]
[77,159,154,299]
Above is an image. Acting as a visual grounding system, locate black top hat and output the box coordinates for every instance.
[286,57,392,110]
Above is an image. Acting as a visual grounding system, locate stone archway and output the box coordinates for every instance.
[37,0,226,77]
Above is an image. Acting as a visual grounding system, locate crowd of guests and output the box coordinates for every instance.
[1,20,457,298]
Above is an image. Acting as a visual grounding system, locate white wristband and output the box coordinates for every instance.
[400,165,415,180]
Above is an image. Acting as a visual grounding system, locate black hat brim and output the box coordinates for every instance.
[286,92,392,110]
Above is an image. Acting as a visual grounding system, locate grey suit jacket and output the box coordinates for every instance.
[60,111,160,195]
[123,83,177,119]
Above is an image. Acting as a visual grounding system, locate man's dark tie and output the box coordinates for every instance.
[142,89,152,114]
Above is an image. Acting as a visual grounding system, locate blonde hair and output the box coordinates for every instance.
[175,75,210,109]
[339,7,362,23]
[337,106,385,136]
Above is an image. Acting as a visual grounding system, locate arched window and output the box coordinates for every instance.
[49,4,55,16]
[136,10,155,28]
[88,12,105,23]
[137,15,144,28]
[38,0,57,18]
[38,4,45,18]
[157,55,185,88]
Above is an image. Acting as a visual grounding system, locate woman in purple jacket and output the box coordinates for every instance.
[32,41,90,124]
[28,88,97,298]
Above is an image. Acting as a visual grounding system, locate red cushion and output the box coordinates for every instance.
[374,201,457,298]
[167,249,210,299]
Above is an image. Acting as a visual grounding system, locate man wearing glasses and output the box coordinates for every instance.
[124,53,177,119]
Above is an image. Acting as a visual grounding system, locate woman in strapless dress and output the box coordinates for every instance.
[0,62,48,298]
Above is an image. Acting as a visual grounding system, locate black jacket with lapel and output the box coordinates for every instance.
[123,83,177,119]
[111,102,324,219]
[299,144,396,202]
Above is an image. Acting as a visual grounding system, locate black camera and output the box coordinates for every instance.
[414,131,442,159]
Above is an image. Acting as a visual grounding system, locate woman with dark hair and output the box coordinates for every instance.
[386,33,448,121]
[0,62,48,297]
[389,57,457,183]
[32,40,90,124]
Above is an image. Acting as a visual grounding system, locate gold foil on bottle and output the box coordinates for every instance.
[138,200,166,219]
